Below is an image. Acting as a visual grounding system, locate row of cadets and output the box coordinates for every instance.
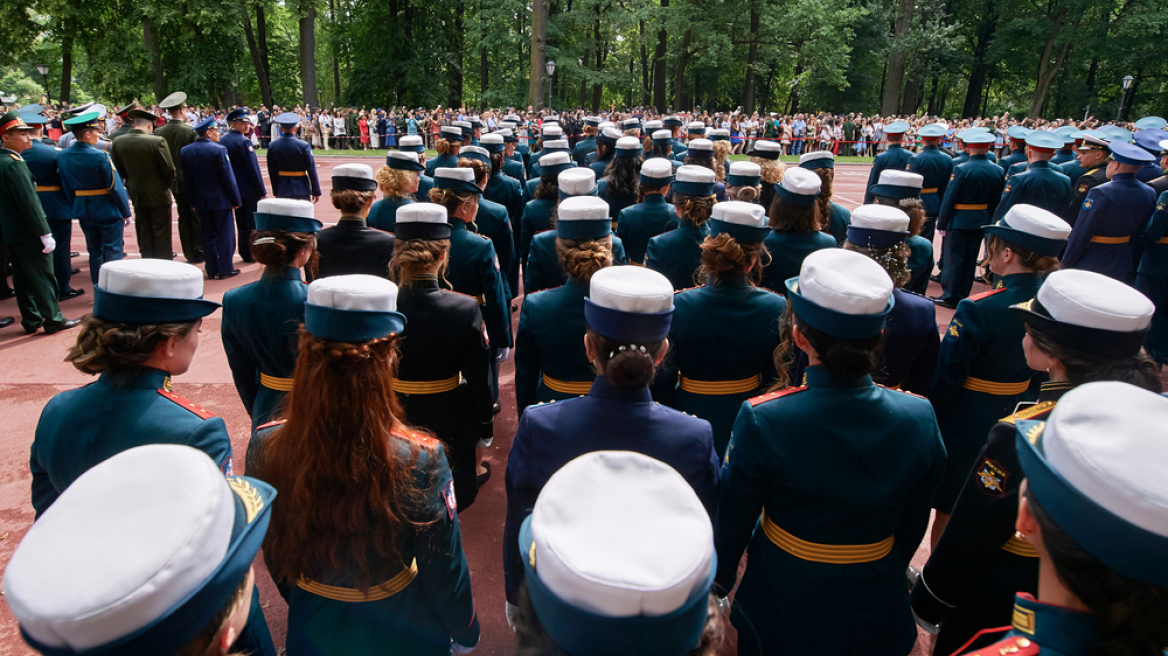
[222,107,268,264]
[870,169,935,295]
[909,122,955,246]
[798,149,850,244]
[367,149,423,232]
[481,132,525,298]
[1137,138,1168,364]
[108,107,176,262]
[526,167,629,295]
[157,92,204,262]
[492,127,528,184]
[316,164,395,279]
[912,268,1159,654]
[573,115,600,166]
[267,111,321,203]
[597,136,643,222]
[518,151,574,266]
[646,165,716,290]
[457,144,517,310]
[757,166,832,294]
[863,119,911,203]
[615,158,679,265]
[664,114,688,159]
[181,115,242,279]
[999,124,1031,176]
[993,130,1072,224]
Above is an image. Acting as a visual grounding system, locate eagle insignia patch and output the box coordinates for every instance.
[976,458,1008,496]
[1077,184,1088,193]
[1082,197,1093,210]
[1002,183,1012,195]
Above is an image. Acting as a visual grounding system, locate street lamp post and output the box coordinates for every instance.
[546,60,556,112]
[1116,75,1134,123]
[35,64,50,104]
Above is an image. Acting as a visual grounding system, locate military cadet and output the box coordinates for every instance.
[573,115,600,166]
[716,248,947,656]
[928,205,1070,546]
[503,265,720,614]
[597,136,642,223]
[951,132,971,166]
[646,165,717,290]
[589,127,621,178]
[1099,125,1133,144]
[725,160,763,203]
[1138,190,1168,364]
[317,164,394,279]
[615,158,678,265]
[267,112,321,203]
[678,138,728,202]
[646,128,679,163]
[457,145,516,303]
[992,131,1072,224]
[641,119,663,156]
[58,111,132,286]
[156,92,203,262]
[19,111,81,301]
[397,134,435,199]
[518,151,574,266]
[391,203,493,509]
[1061,131,1111,225]
[998,125,1031,174]
[799,150,850,244]
[1050,125,1079,167]
[531,123,565,176]
[368,150,422,232]
[621,117,642,138]
[481,133,524,296]
[664,114,689,159]
[870,170,934,296]
[909,123,954,244]
[686,121,706,144]
[515,196,615,416]
[1063,141,1158,284]
[107,102,137,141]
[54,101,93,150]
[662,201,786,456]
[221,198,320,432]
[1057,130,1089,183]
[932,131,1006,308]
[249,274,479,656]
[952,382,1168,656]
[427,126,464,177]
[6,444,276,656]
[1132,129,1167,183]
[530,137,571,180]
[510,451,723,655]
[1150,138,1168,196]
[453,118,474,146]
[758,166,833,294]
[495,128,527,184]
[222,107,267,263]
[913,269,1159,655]
[750,139,786,209]
[110,108,176,260]
[0,112,74,334]
[506,113,533,171]
[181,117,241,280]
[863,120,912,203]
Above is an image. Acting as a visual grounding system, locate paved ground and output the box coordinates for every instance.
[0,158,963,655]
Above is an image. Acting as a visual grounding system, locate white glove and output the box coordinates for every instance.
[450,639,477,655]
[505,601,520,631]
[39,234,56,254]
[496,347,510,363]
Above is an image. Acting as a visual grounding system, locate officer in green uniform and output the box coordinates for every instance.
[997,125,1030,175]
[19,110,81,301]
[615,158,678,265]
[107,103,137,141]
[992,131,1072,221]
[1050,125,1078,167]
[1062,131,1111,225]
[110,108,176,260]
[646,165,716,290]
[154,93,199,261]
[909,123,954,244]
[864,120,912,203]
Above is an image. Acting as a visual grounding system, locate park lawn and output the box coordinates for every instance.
[256,149,876,164]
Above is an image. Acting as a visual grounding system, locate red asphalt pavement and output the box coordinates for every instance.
[0,157,971,655]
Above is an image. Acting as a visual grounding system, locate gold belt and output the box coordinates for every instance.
[474,293,486,305]
[278,170,309,177]
[75,189,110,197]
[297,559,417,602]
[259,373,294,391]
[962,377,1031,395]
[1090,235,1130,244]
[542,374,594,395]
[36,185,62,192]
[921,188,938,194]
[394,374,461,395]
[761,511,894,564]
[954,203,988,210]
[1001,533,1039,558]
[679,373,761,395]
[1158,237,1168,245]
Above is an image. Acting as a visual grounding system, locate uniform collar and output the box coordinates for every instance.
[1037,380,1075,403]
[262,266,303,282]
[999,272,1041,288]
[923,145,939,151]
[705,275,751,290]
[1111,172,1135,181]
[451,219,469,232]
[405,275,441,290]
[587,375,652,403]
[1009,593,1099,656]
[643,193,667,205]
[888,144,903,150]
[130,128,148,135]
[99,367,171,390]
[0,147,21,160]
[338,215,367,225]
[971,153,989,160]
[805,365,873,389]
[1029,160,1053,169]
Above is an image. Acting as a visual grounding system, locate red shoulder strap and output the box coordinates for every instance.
[968,287,1009,302]
[749,385,808,407]
[157,389,217,420]
[257,418,287,431]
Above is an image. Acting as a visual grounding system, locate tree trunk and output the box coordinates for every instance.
[673,28,693,110]
[880,0,913,116]
[652,0,668,112]
[982,75,992,116]
[450,2,465,109]
[743,6,760,114]
[241,3,274,108]
[142,19,165,101]
[1028,9,1071,117]
[639,19,650,106]
[901,70,921,114]
[961,0,997,118]
[579,43,591,108]
[527,0,547,107]
[329,0,341,102]
[298,3,320,108]
[927,75,939,115]
[591,19,604,110]
[787,63,801,114]
[256,5,273,105]
[59,30,74,104]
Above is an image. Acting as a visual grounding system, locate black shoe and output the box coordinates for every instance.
[215,269,242,280]
[477,461,492,486]
[70,251,80,258]
[493,402,501,415]
[0,317,13,328]
[929,296,958,309]
[71,267,80,275]
[0,289,14,301]
[929,274,941,283]
[59,288,85,300]
[43,318,81,334]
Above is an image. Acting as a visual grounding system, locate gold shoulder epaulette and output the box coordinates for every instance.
[1001,400,1057,425]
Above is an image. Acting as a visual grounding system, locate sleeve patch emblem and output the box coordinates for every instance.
[976,458,1008,496]
[1082,197,1093,210]
[947,319,962,338]
[1077,184,1088,193]
[1158,202,1166,213]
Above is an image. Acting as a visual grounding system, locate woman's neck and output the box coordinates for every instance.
[1037,555,1091,613]
[994,262,1034,277]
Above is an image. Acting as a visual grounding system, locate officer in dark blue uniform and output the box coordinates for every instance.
[573,116,599,166]
[997,125,1030,174]
[1064,141,1158,284]
[1062,131,1111,225]
[589,127,621,178]
[267,112,320,202]
[992,131,1072,221]
[222,107,267,264]
[1149,137,1168,196]
[518,152,574,266]
[615,158,678,265]
[646,165,716,290]
[20,111,81,299]
[716,248,947,656]
[181,117,241,280]
[504,264,720,612]
[1133,129,1167,183]
[864,120,912,203]
[909,123,954,244]
[932,131,1006,308]
[1056,129,1089,183]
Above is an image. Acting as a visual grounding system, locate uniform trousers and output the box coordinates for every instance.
[1136,273,1168,365]
[173,192,204,262]
[235,197,259,262]
[133,204,173,259]
[941,228,983,302]
[8,241,64,332]
[199,208,236,278]
[78,219,124,285]
[48,219,75,296]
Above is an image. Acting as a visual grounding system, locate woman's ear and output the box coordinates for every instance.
[583,333,597,363]
[791,323,812,355]
[654,338,670,365]
[1016,481,1041,546]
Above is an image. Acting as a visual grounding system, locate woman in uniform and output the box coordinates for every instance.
[597,136,642,225]
[518,151,574,267]
[455,146,516,303]
[913,269,1159,655]
[664,201,786,457]
[725,161,763,203]
[928,204,1071,547]
[367,151,423,233]
[398,135,435,200]
[710,129,732,181]
[481,132,525,297]
[750,139,785,209]
[222,199,322,432]
[424,125,463,176]
[870,169,934,295]
[615,158,678,265]
[679,139,728,202]
[515,196,614,417]
[715,248,947,656]
[390,203,493,511]
[647,129,679,161]
[799,150,851,244]
[646,165,717,290]
[250,274,479,656]
[758,166,834,294]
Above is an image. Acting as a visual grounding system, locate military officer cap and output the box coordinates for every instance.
[1006,125,1031,141]
[709,128,731,142]
[457,145,491,166]
[711,201,768,244]
[520,451,713,656]
[883,121,910,135]
[1109,140,1155,165]
[983,203,1071,258]
[538,152,575,178]
[1134,116,1167,131]
[1014,381,1168,586]
[0,111,38,137]
[774,166,820,207]
[726,161,761,188]
[126,108,158,123]
[434,167,483,195]
[799,150,835,170]
[847,204,911,249]
[1053,125,1078,144]
[22,103,45,114]
[439,125,465,142]
[397,134,426,154]
[226,107,250,122]
[333,163,377,191]
[254,198,322,233]
[615,136,642,158]
[275,112,300,127]
[1025,131,1063,150]
[64,101,93,116]
[1077,130,1110,150]
[542,139,571,154]
[685,138,713,157]
[870,169,923,200]
[786,249,894,340]
[686,121,706,135]
[640,158,675,189]
[955,128,980,141]
[386,150,425,171]
[480,133,506,154]
[193,116,216,134]
[918,123,947,138]
[651,129,673,147]
[663,116,684,128]
[158,91,188,110]
[1160,139,1168,155]
[621,118,641,132]
[1100,126,1133,143]
[93,260,221,323]
[304,274,407,342]
[751,139,782,160]
[1010,269,1153,358]
[557,196,612,241]
[494,128,518,144]
[962,130,996,146]
[4,444,275,656]
[558,168,598,199]
[542,124,564,140]
[585,266,675,343]
[63,111,103,133]
[584,116,601,127]
[395,203,452,240]
[1133,129,1168,155]
[453,120,473,137]
[672,165,716,197]
[17,111,47,125]
[644,119,663,131]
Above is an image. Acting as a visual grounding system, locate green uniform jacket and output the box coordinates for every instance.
[645,219,710,290]
[155,119,197,194]
[615,195,678,265]
[992,161,1071,222]
[514,281,594,416]
[110,129,176,208]
[759,230,837,294]
[937,155,1007,232]
[0,149,51,244]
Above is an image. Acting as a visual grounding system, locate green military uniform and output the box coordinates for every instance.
[155,102,202,262]
[0,144,65,332]
[992,161,1071,222]
[110,124,176,259]
[935,151,1006,304]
